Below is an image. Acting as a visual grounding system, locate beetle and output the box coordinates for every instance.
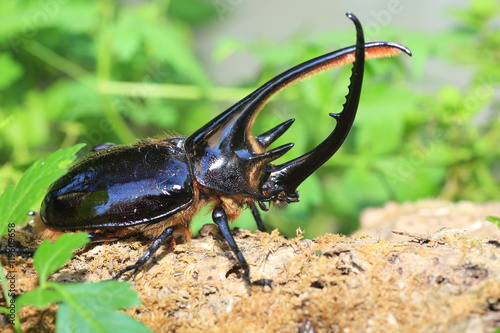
[34,13,411,285]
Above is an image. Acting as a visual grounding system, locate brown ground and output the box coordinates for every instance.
[1,200,500,333]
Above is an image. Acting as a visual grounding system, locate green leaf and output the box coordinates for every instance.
[169,0,218,24]
[57,305,152,333]
[486,216,500,228]
[354,84,417,156]
[16,265,150,332]
[0,144,85,235]
[143,24,211,89]
[58,280,141,311]
[16,287,63,309]
[112,10,144,62]
[34,233,90,282]
[54,281,151,333]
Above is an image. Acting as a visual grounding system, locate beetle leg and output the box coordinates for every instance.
[113,225,178,280]
[212,205,251,284]
[213,205,271,286]
[249,202,267,232]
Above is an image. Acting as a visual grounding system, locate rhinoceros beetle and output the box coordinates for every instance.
[35,13,411,285]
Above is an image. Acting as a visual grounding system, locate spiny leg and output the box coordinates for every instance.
[249,202,266,232]
[113,225,178,280]
[212,205,271,286]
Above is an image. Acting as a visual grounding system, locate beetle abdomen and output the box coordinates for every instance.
[41,140,194,229]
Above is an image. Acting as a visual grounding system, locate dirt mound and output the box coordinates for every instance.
[3,200,500,332]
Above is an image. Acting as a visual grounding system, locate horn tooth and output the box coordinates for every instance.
[329,112,340,119]
[255,119,295,148]
[255,143,294,162]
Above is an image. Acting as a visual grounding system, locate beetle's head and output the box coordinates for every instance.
[185,13,411,202]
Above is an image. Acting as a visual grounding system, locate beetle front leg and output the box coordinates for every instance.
[212,205,251,284]
[212,205,271,286]
[113,225,178,280]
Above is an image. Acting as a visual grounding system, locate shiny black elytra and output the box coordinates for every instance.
[36,13,411,285]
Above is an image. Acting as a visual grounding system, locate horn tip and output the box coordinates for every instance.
[255,119,296,148]
[345,12,357,20]
[257,143,294,162]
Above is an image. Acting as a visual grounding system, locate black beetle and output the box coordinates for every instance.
[35,13,411,285]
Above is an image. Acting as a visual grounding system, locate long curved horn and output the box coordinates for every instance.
[263,12,369,199]
[185,13,411,197]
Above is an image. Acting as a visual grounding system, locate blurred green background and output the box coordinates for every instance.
[0,0,499,238]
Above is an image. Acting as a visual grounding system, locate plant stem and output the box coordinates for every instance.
[97,81,254,102]
[0,261,22,333]
[24,41,89,82]
[97,0,136,144]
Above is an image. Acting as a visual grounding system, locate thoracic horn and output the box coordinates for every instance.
[184,13,411,198]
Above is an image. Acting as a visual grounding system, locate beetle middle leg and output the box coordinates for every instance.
[113,225,182,280]
[249,202,267,232]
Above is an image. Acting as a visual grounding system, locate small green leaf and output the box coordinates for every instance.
[58,280,141,311]
[0,144,85,235]
[486,216,500,228]
[53,281,151,333]
[34,233,90,282]
[57,305,152,333]
[16,287,63,309]
[16,264,149,332]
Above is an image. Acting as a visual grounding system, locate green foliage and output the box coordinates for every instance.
[16,233,90,308]
[0,0,218,178]
[0,145,84,235]
[0,1,499,238]
[486,216,500,228]
[0,145,150,331]
[0,1,498,331]
[0,145,82,332]
[14,233,152,333]
[33,233,89,283]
